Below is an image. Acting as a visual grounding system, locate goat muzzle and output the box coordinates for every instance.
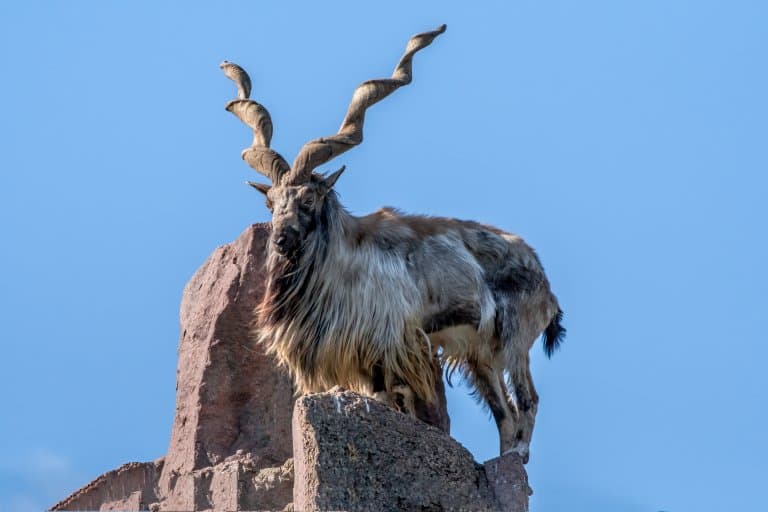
[273,227,300,256]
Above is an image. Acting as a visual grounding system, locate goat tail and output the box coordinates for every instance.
[543,307,566,358]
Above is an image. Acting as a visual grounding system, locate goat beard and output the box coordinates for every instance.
[260,236,320,328]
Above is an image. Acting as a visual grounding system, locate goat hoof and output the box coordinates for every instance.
[515,444,530,464]
[501,444,530,464]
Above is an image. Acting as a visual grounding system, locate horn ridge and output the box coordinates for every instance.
[221,62,289,182]
[289,24,447,182]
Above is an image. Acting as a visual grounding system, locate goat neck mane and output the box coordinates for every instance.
[258,192,436,401]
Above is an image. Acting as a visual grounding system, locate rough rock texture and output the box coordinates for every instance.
[293,390,529,512]
[484,452,533,509]
[54,224,297,511]
[157,224,296,509]
[153,453,294,511]
[51,224,527,511]
[50,460,163,511]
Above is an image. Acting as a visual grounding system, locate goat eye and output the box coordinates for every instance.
[266,199,274,211]
[302,197,315,209]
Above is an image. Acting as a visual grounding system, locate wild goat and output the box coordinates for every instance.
[220,24,564,461]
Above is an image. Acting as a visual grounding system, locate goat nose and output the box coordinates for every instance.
[274,227,299,253]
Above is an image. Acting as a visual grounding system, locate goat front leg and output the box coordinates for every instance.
[368,360,417,416]
[390,383,416,416]
[369,361,390,405]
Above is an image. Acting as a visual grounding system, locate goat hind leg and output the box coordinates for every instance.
[507,354,539,463]
[469,363,518,456]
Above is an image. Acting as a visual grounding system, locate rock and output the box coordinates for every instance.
[241,457,294,511]
[50,459,163,511]
[157,224,296,509]
[51,224,526,511]
[483,452,533,510]
[54,225,297,511]
[292,390,527,512]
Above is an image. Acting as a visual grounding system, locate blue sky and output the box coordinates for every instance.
[1,1,766,511]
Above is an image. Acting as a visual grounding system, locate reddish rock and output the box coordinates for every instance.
[157,224,296,509]
[50,460,163,511]
[54,225,297,511]
[51,224,528,511]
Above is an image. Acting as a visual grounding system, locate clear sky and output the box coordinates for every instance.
[1,1,766,511]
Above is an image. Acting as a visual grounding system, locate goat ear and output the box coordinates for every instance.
[247,181,271,196]
[323,165,345,190]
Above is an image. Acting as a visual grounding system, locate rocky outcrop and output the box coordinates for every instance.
[50,460,163,511]
[54,224,297,511]
[157,453,294,512]
[51,224,527,511]
[293,390,529,512]
[156,224,296,509]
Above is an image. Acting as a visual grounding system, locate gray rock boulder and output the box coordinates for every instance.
[293,389,529,512]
